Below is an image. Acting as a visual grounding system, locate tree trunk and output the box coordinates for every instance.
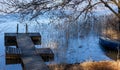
[118,7,120,31]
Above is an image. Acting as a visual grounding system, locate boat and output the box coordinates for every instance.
[99,37,120,50]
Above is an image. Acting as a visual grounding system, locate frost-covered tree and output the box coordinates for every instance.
[0,0,120,30]
[0,0,119,34]
[0,0,120,19]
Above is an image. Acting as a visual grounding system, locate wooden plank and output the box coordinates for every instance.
[5,33,41,46]
[16,34,34,50]
[36,48,54,61]
[6,47,21,64]
[5,33,40,37]
[5,33,17,36]
[6,59,21,64]
[28,33,41,45]
[6,47,21,55]
[28,33,40,37]
[31,36,41,45]
[36,48,53,55]
[16,34,49,70]
[21,56,48,70]
[5,36,16,46]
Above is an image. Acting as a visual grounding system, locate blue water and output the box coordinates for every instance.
[0,13,113,70]
[6,64,22,70]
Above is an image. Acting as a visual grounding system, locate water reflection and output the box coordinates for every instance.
[101,46,120,60]
[6,64,22,70]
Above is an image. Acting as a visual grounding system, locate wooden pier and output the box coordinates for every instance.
[5,33,54,70]
[6,47,21,64]
[5,33,41,46]
[6,47,21,55]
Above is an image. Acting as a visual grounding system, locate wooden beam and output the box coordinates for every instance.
[36,48,54,61]
[16,34,49,70]
[5,33,41,46]
[6,47,21,55]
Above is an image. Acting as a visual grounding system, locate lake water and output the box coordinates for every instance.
[0,12,118,70]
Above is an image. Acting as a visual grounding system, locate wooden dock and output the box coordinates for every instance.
[6,47,21,64]
[6,47,21,55]
[16,34,49,70]
[36,48,54,61]
[5,33,54,70]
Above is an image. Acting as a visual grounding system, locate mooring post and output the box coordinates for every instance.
[16,24,19,34]
[26,24,28,33]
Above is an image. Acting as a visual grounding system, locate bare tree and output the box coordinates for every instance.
[0,0,119,18]
[0,0,120,29]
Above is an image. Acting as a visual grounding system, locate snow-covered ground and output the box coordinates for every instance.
[0,6,117,70]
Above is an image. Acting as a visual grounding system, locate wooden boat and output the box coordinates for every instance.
[99,37,120,50]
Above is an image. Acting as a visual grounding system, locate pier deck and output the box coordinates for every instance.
[5,33,54,70]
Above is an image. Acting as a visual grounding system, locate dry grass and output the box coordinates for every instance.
[102,28,120,41]
[49,61,120,70]
[101,14,120,41]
